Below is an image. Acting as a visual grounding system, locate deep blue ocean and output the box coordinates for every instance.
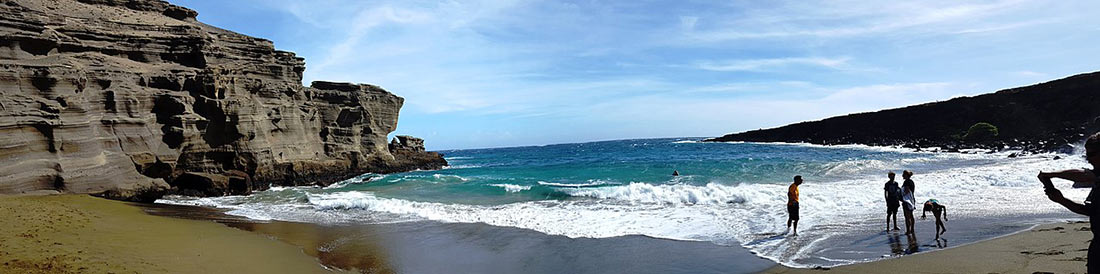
[163,138,1089,267]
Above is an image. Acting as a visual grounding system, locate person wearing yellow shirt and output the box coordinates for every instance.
[787,175,803,235]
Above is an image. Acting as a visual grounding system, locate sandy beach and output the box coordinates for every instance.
[766,221,1091,274]
[0,194,344,274]
[2,193,1092,274]
[140,201,776,274]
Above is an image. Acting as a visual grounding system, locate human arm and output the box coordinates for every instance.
[921,207,927,220]
[1044,187,1090,216]
[942,206,947,221]
[1039,169,1097,188]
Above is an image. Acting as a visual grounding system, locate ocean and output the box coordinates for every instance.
[160,138,1091,270]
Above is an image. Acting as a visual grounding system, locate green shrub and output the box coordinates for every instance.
[963,122,999,142]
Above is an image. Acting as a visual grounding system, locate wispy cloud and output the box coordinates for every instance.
[695,57,851,72]
[685,0,1034,42]
[679,16,698,31]
[195,0,1100,148]
[1012,70,1049,78]
[951,19,1053,34]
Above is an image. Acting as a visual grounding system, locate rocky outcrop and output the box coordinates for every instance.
[706,71,1100,153]
[387,135,447,171]
[390,135,426,152]
[0,0,446,201]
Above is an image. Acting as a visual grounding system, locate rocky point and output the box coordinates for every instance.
[0,0,447,202]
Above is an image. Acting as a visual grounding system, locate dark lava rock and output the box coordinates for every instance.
[706,71,1100,153]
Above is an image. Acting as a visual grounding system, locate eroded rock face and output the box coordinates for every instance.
[390,135,426,152]
[0,0,446,201]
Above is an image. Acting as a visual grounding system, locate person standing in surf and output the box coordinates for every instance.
[788,175,803,235]
[884,172,902,231]
[921,199,947,238]
[901,170,917,235]
[1041,132,1100,273]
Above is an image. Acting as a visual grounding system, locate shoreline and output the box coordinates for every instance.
[3,193,1090,273]
[145,196,1083,273]
[140,201,776,274]
[765,221,1090,273]
[0,194,343,274]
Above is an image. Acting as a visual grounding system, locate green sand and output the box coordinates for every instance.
[0,195,345,274]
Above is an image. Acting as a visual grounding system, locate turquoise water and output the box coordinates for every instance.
[355,139,999,205]
[163,138,1088,267]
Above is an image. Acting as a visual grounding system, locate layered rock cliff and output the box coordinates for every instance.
[0,0,446,202]
[706,71,1100,152]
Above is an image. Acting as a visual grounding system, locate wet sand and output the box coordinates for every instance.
[140,202,777,274]
[0,195,342,274]
[766,221,1091,274]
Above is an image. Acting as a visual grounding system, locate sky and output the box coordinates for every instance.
[171,0,1100,150]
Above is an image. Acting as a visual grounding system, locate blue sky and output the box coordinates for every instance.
[172,0,1100,150]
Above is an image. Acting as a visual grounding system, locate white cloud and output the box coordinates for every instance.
[571,82,972,138]
[310,6,435,72]
[685,0,1035,42]
[217,0,1100,148]
[679,16,699,31]
[1012,70,1049,78]
[951,19,1053,34]
[695,57,851,72]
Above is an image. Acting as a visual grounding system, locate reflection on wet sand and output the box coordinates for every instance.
[226,222,395,273]
[886,232,947,256]
[137,202,776,274]
[887,233,903,255]
[906,234,920,254]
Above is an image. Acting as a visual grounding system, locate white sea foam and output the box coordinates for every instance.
[537,180,615,187]
[158,149,1089,268]
[737,141,925,154]
[442,164,483,169]
[431,174,470,181]
[325,174,381,189]
[489,184,532,193]
[558,182,752,205]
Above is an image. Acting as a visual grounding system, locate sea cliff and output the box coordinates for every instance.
[707,71,1100,153]
[0,0,446,202]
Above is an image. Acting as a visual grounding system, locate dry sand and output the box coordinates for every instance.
[766,221,1091,274]
[0,194,346,274]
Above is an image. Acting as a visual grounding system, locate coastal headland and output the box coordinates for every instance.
[0,0,446,202]
[707,71,1100,153]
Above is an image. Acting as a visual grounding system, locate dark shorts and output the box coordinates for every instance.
[887,201,899,214]
[787,203,799,220]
